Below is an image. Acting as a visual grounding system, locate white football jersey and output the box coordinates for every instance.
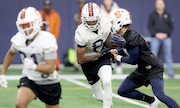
[10,31,59,84]
[75,17,112,59]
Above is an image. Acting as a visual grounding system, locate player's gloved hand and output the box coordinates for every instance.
[110,53,116,63]
[116,55,123,62]
[0,75,8,88]
[23,58,37,70]
[99,48,110,56]
[110,34,126,48]
[48,71,59,80]
[110,49,122,62]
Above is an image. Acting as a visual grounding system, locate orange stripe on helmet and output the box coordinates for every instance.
[20,8,27,19]
[88,3,93,17]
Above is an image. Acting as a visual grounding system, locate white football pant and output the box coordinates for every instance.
[91,65,112,108]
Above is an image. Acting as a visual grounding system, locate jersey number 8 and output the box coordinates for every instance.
[93,39,104,52]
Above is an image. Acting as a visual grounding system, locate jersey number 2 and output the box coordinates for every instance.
[19,51,49,78]
[19,51,38,64]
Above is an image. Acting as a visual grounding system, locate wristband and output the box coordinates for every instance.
[117,55,122,62]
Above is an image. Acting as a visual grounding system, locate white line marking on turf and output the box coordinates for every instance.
[5,74,180,80]
[64,77,150,108]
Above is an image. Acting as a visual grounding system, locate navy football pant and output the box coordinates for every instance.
[118,77,180,108]
[150,78,179,108]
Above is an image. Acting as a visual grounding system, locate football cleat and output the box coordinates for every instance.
[150,96,160,108]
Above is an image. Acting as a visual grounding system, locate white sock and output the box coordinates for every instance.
[91,80,103,101]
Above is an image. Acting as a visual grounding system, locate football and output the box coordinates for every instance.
[104,34,117,49]
[104,34,126,49]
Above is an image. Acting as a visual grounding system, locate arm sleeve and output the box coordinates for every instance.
[117,48,129,56]
[43,35,58,59]
[167,13,174,36]
[75,30,86,46]
[53,13,60,39]
[10,44,18,53]
[121,46,139,65]
[44,51,56,60]
[49,11,60,39]
[55,13,61,39]
[147,13,156,36]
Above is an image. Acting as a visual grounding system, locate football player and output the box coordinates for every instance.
[0,7,61,108]
[109,8,180,108]
[75,2,113,108]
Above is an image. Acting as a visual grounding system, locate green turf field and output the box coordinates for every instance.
[4,66,180,75]
[0,67,180,108]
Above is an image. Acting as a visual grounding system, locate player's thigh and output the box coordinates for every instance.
[46,104,59,108]
[16,86,36,106]
[118,77,139,92]
[98,65,112,84]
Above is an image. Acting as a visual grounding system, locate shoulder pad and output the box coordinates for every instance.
[11,32,26,47]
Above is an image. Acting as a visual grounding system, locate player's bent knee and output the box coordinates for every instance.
[16,98,29,108]
[103,80,111,87]
[154,90,166,100]
[46,104,59,108]
[117,88,127,97]
[16,102,26,108]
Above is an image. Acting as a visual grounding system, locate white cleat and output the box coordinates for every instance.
[110,101,113,108]
[150,96,160,108]
[92,94,103,102]
[93,94,113,108]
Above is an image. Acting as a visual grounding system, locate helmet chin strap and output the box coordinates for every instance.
[26,33,39,46]
[87,19,101,31]
[27,32,39,41]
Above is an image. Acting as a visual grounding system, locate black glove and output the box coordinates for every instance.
[110,53,116,63]
[99,48,110,56]
[110,34,126,48]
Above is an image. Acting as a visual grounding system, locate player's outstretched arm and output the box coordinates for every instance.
[0,48,16,88]
[1,49,16,75]
[110,46,139,65]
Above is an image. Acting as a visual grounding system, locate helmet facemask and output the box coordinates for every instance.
[81,2,101,31]
[83,16,101,31]
[16,20,40,40]
[111,20,123,34]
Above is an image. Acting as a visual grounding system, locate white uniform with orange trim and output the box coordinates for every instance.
[10,31,60,84]
[75,2,113,108]
[75,17,113,108]
[75,17,112,60]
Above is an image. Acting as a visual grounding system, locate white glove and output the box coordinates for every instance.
[23,58,37,70]
[116,55,122,62]
[48,71,59,80]
[0,75,8,88]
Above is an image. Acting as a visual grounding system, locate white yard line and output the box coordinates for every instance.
[2,63,180,69]
[6,74,180,80]
[63,77,150,108]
